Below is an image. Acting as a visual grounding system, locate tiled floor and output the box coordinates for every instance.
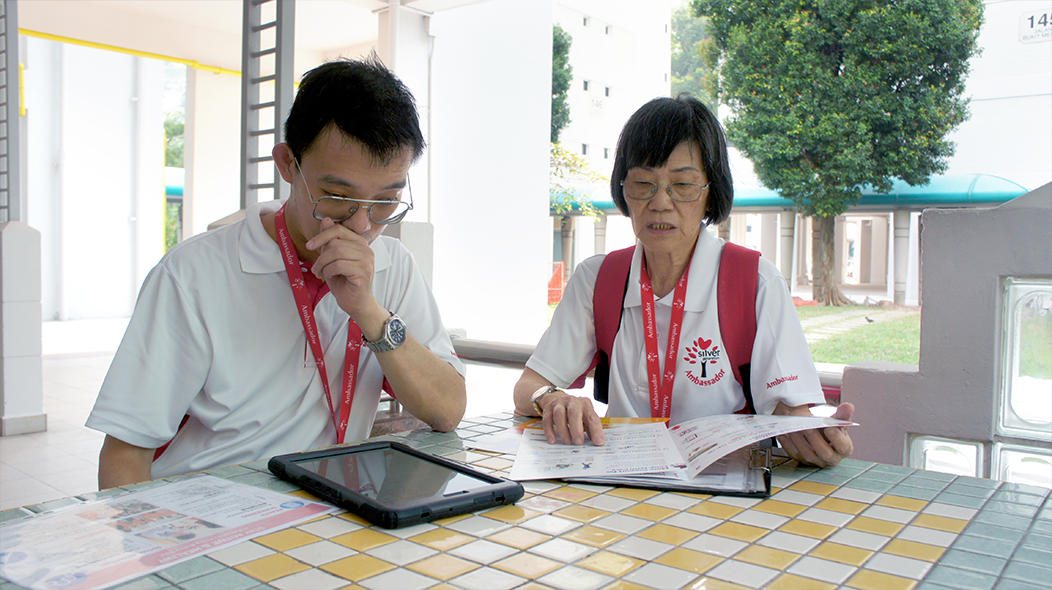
[0,319,527,512]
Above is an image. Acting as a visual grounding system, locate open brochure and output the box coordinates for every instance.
[506,414,855,496]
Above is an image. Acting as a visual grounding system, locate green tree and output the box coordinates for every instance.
[550,143,605,219]
[551,24,573,143]
[695,0,983,304]
[671,5,718,109]
[164,112,184,168]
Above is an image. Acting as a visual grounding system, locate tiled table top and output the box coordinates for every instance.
[3,412,1051,590]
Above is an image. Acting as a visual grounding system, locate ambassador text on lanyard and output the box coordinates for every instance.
[275,204,362,444]
[640,260,690,420]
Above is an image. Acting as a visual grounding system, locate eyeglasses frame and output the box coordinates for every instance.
[619,180,711,203]
[294,159,414,225]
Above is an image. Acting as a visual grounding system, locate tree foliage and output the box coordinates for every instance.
[551,24,573,144]
[550,143,605,219]
[164,112,185,168]
[671,5,719,109]
[693,0,983,219]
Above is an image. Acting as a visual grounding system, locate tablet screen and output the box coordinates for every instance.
[291,447,494,507]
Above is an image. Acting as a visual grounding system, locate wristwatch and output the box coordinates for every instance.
[364,312,407,353]
[530,385,561,416]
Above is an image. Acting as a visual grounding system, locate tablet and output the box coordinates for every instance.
[269,440,524,529]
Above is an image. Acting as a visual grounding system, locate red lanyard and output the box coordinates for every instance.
[275,205,362,444]
[640,260,690,420]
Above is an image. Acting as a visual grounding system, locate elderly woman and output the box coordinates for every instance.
[514,96,853,467]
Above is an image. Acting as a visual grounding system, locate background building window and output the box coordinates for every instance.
[605,87,610,97]
[999,278,1052,442]
[604,148,609,159]
[581,144,588,155]
[583,16,589,27]
[583,80,589,91]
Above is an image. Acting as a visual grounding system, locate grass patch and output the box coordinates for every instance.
[794,304,869,320]
[807,313,921,365]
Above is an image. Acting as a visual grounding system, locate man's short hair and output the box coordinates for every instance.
[610,95,733,226]
[284,55,425,164]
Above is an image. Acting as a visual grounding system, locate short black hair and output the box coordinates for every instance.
[610,95,733,225]
[284,55,425,164]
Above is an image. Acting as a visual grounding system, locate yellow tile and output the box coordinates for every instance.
[876,495,928,512]
[554,504,611,523]
[654,547,723,574]
[635,524,699,545]
[337,512,371,526]
[492,552,562,578]
[409,528,475,551]
[672,491,712,501]
[815,498,868,515]
[788,481,838,496]
[320,554,396,582]
[601,580,651,590]
[685,578,752,590]
[432,513,472,526]
[253,528,322,552]
[484,504,541,524]
[810,542,873,566]
[688,501,744,520]
[577,550,646,577]
[545,486,599,503]
[473,456,514,470]
[562,525,625,548]
[708,522,769,543]
[777,519,837,539]
[911,513,968,533]
[766,573,837,590]
[406,554,479,580]
[845,569,917,590]
[286,489,322,501]
[234,554,310,582]
[846,516,905,537]
[606,487,661,501]
[883,539,945,562]
[734,545,800,569]
[620,503,677,521]
[754,500,807,518]
[331,528,397,551]
[487,527,552,549]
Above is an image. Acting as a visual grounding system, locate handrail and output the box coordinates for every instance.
[451,338,534,369]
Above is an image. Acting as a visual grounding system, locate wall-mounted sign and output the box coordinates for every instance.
[1020,10,1051,44]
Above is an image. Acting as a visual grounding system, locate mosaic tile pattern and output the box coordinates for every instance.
[2,412,1051,590]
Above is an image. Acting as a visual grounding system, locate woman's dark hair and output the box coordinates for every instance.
[284,55,425,164]
[610,95,733,225]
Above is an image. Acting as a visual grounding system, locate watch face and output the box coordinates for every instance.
[388,317,407,345]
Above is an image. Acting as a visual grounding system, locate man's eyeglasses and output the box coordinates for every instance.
[620,180,710,203]
[295,160,413,224]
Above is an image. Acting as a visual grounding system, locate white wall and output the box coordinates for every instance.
[184,69,242,236]
[428,0,553,345]
[25,39,164,320]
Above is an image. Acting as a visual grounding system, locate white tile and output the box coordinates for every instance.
[770,489,824,506]
[529,537,596,562]
[517,495,571,514]
[579,493,636,512]
[623,562,699,590]
[709,495,762,509]
[36,467,99,497]
[536,565,614,590]
[861,504,917,524]
[730,509,789,529]
[519,514,581,535]
[6,453,95,478]
[207,540,276,566]
[607,536,674,561]
[449,539,518,564]
[827,528,891,551]
[590,513,652,535]
[830,487,882,504]
[296,515,363,538]
[645,493,702,511]
[364,539,438,566]
[864,552,932,579]
[357,568,437,590]
[681,533,748,557]
[923,502,978,521]
[897,524,959,548]
[797,507,855,527]
[786,555,858,584]
[755,531,821,554]
[444,515,511,537]
[520,480,562,494]
[449,566,525,590]
[382,522,437,539]
[271,569,348,590]
[706,559,780,588]
[662,511,721,533]
[0,479,66,511]
[283,540,355,566]
[0,462,30,481]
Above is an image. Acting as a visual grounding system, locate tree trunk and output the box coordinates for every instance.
[811,214,852,306]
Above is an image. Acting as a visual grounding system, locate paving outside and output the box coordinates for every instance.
[799,307,918,343]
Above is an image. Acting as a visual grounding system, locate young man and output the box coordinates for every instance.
[88,57,466,487]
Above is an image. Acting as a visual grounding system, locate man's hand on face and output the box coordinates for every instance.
[306,217,382,325]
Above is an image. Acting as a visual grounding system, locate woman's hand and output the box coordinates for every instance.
[774,402,854,467]
[513,368,605,446]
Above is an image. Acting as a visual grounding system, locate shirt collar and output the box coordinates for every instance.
[239,200,392,275]
[622,229,721,312]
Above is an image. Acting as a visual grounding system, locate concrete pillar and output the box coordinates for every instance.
[561,216,574,284]
[759,212,778,265]
[860,219,873,284]
[0,222,46,436]
[893,209,910,305]
[594,215,608,255]
[778,211,795,284]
